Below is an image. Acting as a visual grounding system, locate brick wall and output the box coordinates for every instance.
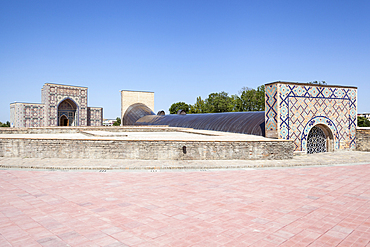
[0,138,294,160]
[356,127,370,151]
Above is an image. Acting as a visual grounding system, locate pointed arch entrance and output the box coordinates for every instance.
[57,98,77,126]
[301,116,339,153]
[306,124,334,154]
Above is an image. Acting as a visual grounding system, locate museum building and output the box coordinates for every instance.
[121,82,357,154]
[10,83,103,127]
[9,81,357,154]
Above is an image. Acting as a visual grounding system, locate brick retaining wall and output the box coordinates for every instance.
[0,138,294,160]
[356,127,370,151]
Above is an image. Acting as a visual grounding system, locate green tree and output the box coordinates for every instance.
[189,96,206,113]
[169,102,190,114]
[255,85,265,111]
[229,94,240,112]
[204,91,234,113]
[236,85,265,111]
[113,117,121,126]
[0,121,10,127]
[168,85,265,114]
[358,116,370,127]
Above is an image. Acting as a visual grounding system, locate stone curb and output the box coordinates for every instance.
[1,162,369,172]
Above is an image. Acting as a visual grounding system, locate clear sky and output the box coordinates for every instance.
[1,0,369,122]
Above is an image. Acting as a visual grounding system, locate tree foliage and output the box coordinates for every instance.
[204,91,235,113]
[189,97,205,113]
[113,117,121,126]
[0,121,10,127]
[169,102,191,114]
[358,116,370,127]
[235,85,265,111]
[169,85,265,114]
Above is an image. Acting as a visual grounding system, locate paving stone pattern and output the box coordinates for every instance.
[1,163,370,246]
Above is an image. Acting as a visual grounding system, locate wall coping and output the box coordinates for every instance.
[265,81,357,89]
[0,137,293,143]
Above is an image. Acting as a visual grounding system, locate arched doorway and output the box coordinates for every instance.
[307,124,334,154]
[60,115,69,126]
[58,99,77,126]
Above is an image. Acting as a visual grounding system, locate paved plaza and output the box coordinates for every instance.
[1,153,370,246]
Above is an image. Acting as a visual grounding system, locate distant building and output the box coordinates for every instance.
[10,83,103,127]
[103,119,117,126]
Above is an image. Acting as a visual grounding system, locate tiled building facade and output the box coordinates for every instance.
[10,103,45,128]
[265,82,357,152]
[87,107,104,127]
[10,83,103,127]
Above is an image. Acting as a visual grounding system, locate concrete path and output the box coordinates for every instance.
[1,155,370,246]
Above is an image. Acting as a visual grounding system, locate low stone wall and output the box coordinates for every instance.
[0,138,294,160]
[356,127,370,151]
[0,126,171,134]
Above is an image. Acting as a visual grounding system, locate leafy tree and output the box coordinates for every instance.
[358,116,370,127]
[0,121,10,127]
[229,94,240,112]
[236,85,265,111]
[169,102,190,114]
[256,85,265,110]
[189,96,206,113]
[169,85,265,114]
[113,117,121,126]
[204,91,235,113]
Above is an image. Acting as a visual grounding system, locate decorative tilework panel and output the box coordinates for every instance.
[301,116,339,152]
[265,84,278,138]
[21,104,45,128]
[87,107,103,126]
[275,83,357,151]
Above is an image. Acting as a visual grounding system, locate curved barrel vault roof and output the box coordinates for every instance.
[123,103,265,136]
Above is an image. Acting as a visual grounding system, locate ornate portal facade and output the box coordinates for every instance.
[265,82,357,152]
[10,83,103,127]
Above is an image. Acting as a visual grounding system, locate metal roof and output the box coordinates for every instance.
[136,112,265,136]
[123,103,155,125]
[124,103,265,136]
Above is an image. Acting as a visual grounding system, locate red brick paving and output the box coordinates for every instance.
[1,164,370,246]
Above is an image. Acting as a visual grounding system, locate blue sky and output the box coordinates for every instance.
[1,0,369,122]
